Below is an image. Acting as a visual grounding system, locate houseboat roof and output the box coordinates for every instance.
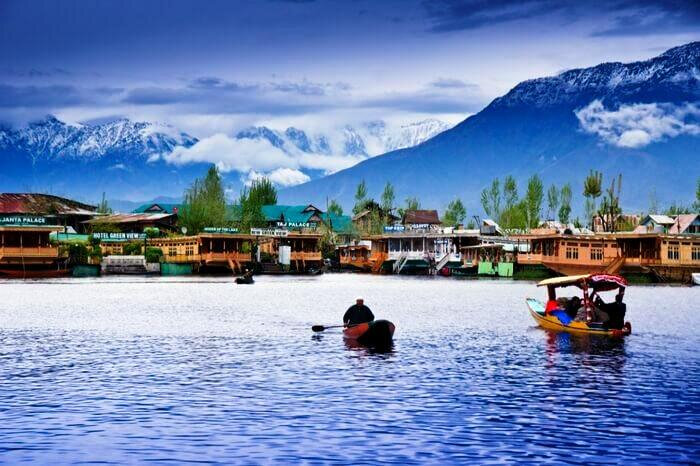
[368,230,480,239]
[0,225,64,232]
[0,193,97,216]
[132,203,183,214]
[403,210,441,225]
[643,214,676,225]
[668,214,700,234]
[83,213,175,224]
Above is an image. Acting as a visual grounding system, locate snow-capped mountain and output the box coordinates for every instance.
[280,42,700,212]
[0,116,198,159]
[494,42,700,109]
[235,119,452,158]
[0,114,451,202]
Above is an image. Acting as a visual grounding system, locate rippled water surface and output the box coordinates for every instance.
[1,274,699,464]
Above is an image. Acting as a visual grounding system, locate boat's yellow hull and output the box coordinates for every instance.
[526,298,630,337]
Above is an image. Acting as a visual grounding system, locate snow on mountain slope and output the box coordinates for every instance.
[493,42,700,109]
[0,116,198,159]
[235,119,452,158]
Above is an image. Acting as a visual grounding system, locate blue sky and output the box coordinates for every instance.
[1,0,699,137]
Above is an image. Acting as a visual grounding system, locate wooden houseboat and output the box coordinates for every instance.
[198,232,254,273]
[0,223,67,278]
[337,242,374,272]
[366,229,481,275]
[517,232,700,282]
[255,231,322,273]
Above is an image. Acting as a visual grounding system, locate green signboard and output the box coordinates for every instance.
[0,216,48,226]
[92,232,146,241]
[203,227,239,234]
[275,221,316,229]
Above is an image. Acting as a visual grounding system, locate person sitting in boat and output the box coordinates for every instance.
[564,296,581,319]
[343,298,375,326]
[595,291,626,329]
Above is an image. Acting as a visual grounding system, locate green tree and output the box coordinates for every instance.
[597,174,622,232]
[238,177,277,233]
[249,177,278,205]
[398,196,420,219]
[583,169,603,228]
[558,183,572,224]
[524,174,544,229]
[665,202,691,216]
[442,199,466,226]
[546,184,559,221]
[480,178,501,220]
[353,180,368,215]
[97,192,112,214]
[499,176,519,228]
[380,182,395,212]
[694,178,700,211]
[178,165,228,235]
[327,199,343,216]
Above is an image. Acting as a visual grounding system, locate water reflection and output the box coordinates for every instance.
[344,337,395,356]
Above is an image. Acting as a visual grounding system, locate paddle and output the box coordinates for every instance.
[311,323,358,332]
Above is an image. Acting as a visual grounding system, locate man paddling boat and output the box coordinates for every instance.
[343,298,374,326]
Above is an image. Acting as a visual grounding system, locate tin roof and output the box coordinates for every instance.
[0,193,97,215]
[132,203,183,214]
[668,214,700,234]
[403,210,440,225]
[83,213,174,224]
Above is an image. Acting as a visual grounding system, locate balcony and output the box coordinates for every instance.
[202,252,252,264]
[291,251,322,261]
[0,246,59,260]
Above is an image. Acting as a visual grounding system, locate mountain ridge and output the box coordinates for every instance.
[279,42,700,213]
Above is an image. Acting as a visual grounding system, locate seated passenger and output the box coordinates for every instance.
[598,291,626,329]
[564,296,581,319]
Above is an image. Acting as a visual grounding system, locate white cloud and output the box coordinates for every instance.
[163,133,297,172]
[575,99,700,148]
[245,168,311,187]
[160,130,369,176]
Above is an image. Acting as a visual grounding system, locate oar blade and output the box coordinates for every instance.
[311,325,325,332]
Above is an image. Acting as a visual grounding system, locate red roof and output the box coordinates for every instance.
[0,193,97,215]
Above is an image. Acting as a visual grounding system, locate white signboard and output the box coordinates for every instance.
[250,228,289,237]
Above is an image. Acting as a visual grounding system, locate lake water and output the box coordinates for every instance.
[1,274,699,464]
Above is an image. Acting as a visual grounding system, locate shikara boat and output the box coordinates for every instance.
[343,320,395,346]
[526,274,631,337]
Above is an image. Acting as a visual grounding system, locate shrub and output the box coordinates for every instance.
[145,247,163,263]
[122,242,143,255]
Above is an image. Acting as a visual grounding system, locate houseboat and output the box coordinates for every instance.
[517,232,700,282]
[364,229,481,275]
[0,221,67,278]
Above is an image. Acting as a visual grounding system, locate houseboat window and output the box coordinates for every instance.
[186,245,194,256]
[692,246,700,262]
[580,243,589,248]
[667,245,679,261]
[169,246,177,257]
[590,248,603,261]
[565,246,579,260]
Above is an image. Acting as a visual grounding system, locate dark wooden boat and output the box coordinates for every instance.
[343,320,395,346]
[235,275,254,284]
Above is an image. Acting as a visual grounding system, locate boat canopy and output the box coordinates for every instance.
[537,273,627,291]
